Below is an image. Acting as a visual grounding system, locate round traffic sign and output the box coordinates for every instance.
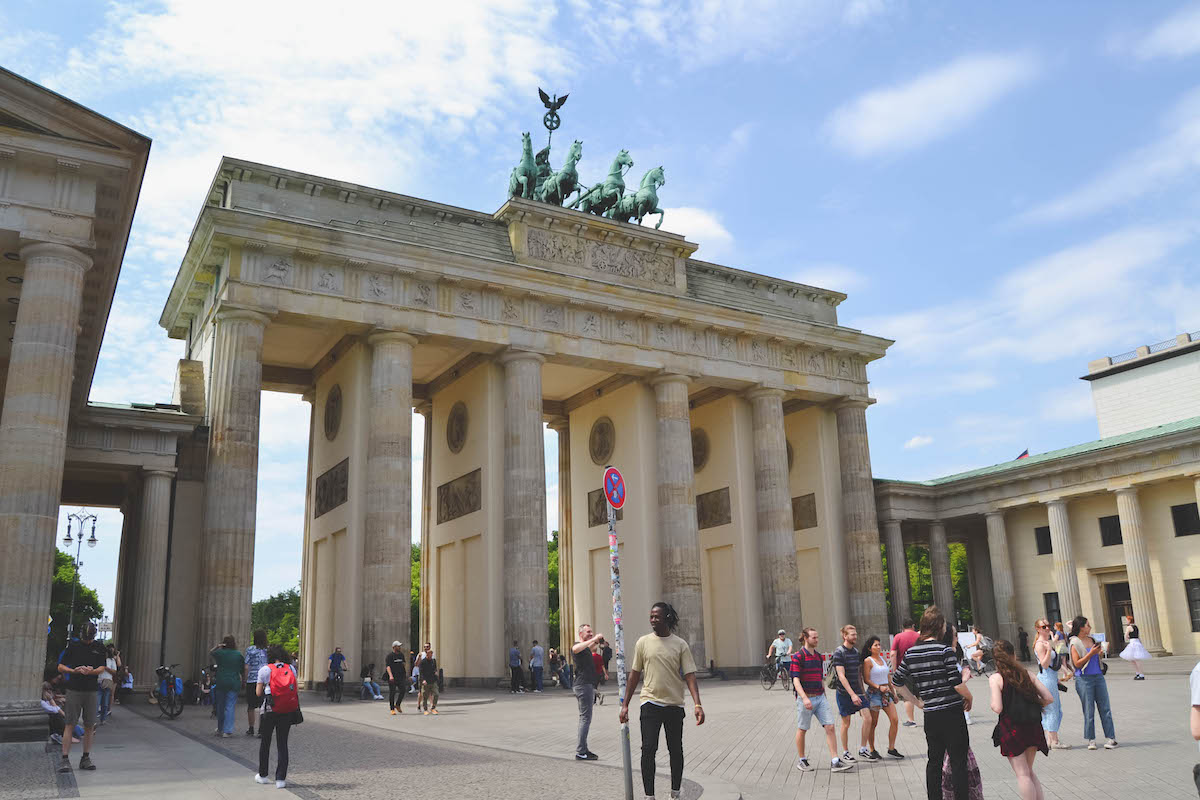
[603,466,626,510]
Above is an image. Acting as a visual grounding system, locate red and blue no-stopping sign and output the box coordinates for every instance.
[603,466,626,509]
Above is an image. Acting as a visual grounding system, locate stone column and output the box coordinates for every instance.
[747,388,802,635]
[416,403,433,647]
[882,520,911,627]
[928,520,954,616]
[834,399,888,636]
[195,308,269,669]
[1114,487,1165,653]
[548,418,575,651]
[0,242,92,740]
[499,351,549,657]
[128,469,175,686]
[1045,500,1082,621]
[362,332,416,667]
[985,511,1018,645]
[649,374,705,667]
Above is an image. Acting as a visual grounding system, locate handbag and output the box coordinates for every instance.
[292,709,304,725]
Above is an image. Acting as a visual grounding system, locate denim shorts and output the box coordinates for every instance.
[867,689,890,709]
[835,691,863,717]
[796,692,834,730]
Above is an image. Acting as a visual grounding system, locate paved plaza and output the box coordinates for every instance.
[4,656,1197,800]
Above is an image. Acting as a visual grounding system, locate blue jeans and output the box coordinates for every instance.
[214,687,238,734]
[560,665,573,689]
[532,666,544,691]
[1074,673,1115,741]
[98,685,112,721]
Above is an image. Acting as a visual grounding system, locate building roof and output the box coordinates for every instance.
[880,415,1200,487]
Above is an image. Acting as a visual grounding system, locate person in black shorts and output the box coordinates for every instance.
[57,621,106,773]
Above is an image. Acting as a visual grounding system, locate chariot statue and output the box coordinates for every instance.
[607,165,665,229]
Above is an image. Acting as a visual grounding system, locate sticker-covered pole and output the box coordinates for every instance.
[606,465,633,800]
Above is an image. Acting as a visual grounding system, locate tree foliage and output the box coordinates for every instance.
[882,542,973,630]
[47,549,105,665]
[548,530,560,651]
[251,587,299,654]
[411,543,420,645]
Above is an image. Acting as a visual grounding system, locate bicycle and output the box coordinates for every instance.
[759,656,791,690]
[151,663,185,719]
[326,670,344,702]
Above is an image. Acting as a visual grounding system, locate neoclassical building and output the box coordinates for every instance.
[875,332,1200,656]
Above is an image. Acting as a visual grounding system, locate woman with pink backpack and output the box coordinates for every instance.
[254,645,302,789]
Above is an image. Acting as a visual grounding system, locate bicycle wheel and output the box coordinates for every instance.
[334,679,343,702]
[759,665,775,691]
[163,688,184,719]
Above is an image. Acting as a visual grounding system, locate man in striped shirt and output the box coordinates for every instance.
[893,606,973,800]
[790,628,851,773]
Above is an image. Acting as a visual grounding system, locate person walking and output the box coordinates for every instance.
[832,624,871,763]
[988,639,1051,800]
[1032,619,1069,749]
[508,640,525,693]
[790,627,851,773]
[210,635,245,737]
[1068,616,1118,750]
[1119,615,1149,680]
[619,602,704,800]
[602,640,613,683]
[244,629,269,736]
[893,605,973,800]
[861,635,904,760]
[419,646,439,715]
[254,644,300,789]
[97,644,120,724]
[56,621,107,773]
[891,618,920,728]
[1018,627,1031,662]
[386,641,407,714]
[530,640,545,692]
[571,622,603,760]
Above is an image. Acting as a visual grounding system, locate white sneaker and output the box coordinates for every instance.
[1087,741,1097,750]
[276,780,286,789]
[1104,739,1118,749]
[254,774,271,784]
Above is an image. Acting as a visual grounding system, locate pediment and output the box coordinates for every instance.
[0,68,147,153]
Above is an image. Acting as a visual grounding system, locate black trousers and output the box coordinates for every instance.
[924,707,969,800]
[48,713,64,737]
[388,680,404,710]
[640,703,685,796]
[258,711,293,781]
[510,666,523,692]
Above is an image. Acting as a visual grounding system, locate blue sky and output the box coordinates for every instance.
[7,1,1199,615]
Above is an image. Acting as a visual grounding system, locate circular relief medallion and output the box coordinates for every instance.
[786,440,794,473]
[589,416,615,465]
[446,401,468,454]
[324,384,342,442]
[691,428,710,473]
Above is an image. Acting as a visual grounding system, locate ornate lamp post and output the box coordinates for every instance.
[62,509,99,639]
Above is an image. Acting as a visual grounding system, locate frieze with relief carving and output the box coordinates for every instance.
[437,468,482,524]
[527,228,585,267]
[792,493,817,530]
[314,458,349,518]
[588,241,674,287]
[696,487,731,530]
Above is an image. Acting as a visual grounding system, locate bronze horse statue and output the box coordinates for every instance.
[508,132,539,200]
[570,149,633,217]
[608,166,666,229]
[536,139,583,206]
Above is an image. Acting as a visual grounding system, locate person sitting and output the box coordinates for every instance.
[200,671,213,705]
[360,664,384,700]
[41,682,78,745]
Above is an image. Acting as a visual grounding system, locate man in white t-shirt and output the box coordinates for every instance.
[766,630,793,676]
[1189,659,1200,796]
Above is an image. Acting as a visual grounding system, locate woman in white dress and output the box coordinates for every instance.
[1118,615,1149,680]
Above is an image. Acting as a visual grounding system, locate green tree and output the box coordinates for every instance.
[949,543,973,626]
[47,549,104,667]
[251,587,300,654]
[411,543,420,646]
[548,531,560,651]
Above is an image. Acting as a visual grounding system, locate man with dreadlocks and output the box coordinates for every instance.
[619,602,705,800]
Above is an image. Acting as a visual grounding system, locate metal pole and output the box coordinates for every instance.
[67,528,81,639]
[608,499,634,800]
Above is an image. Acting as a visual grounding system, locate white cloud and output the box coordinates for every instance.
[664,207,735,259]
[1016,87,1200,224]
[785,262,868,292]
[1039,383,1095,423]
[1133,4,1200,60]
[826,52,1039,157]
[904,435,933,449]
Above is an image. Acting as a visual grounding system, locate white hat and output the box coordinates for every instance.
[777,629,786,635]
[392,641,402,647]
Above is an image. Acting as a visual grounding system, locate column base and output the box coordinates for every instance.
[1147,648,1172,657]
[0,702,50,743]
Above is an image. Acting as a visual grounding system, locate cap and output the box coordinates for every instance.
[392,641,402,647]
[777,629,786,635]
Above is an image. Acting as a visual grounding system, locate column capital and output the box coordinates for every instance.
[1110,485,1139,498]
[1044,498,1068,509]
[497,349,545,367]
[985,509,1006,520]
[546,415,569,433]
[367,329,418,348]
[834,396,872,412]
[744,385,785,402]
[141,468,176,480]
[19,241,93,271]
[414,400,432,417]
[214,306,272,327]
[647,372,692,389]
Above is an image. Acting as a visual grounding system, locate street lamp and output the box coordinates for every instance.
[62,509,98,639]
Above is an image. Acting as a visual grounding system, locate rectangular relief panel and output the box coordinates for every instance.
[696,487,732,530]
[587,488,624,528]
[792,493,818,531]
[314,458,349,518]
[437,468,482,524]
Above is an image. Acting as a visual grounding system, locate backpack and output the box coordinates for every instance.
[268,663,299,714]
[826,649,842,690]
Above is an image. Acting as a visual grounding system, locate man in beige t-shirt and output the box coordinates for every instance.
[619,602,704,800]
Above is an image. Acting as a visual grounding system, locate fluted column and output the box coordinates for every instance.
[1114,487,1165,653]
[747,388,802,635]
[1045,500,1081,621]
[362,331,416,668]
[834,399,888,636]
[928,520,954,615]
[985,511,1018,645]
[417,402,433,646]
[649,374,705,667]
[195,308,269,670]
[0,242,92,739]
[882,520,911,627]
[548,418,575,652]
[128,469,175,685]
[500,351,549,657]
